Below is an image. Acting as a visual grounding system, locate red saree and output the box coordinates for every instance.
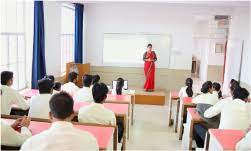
[143,51,157,91]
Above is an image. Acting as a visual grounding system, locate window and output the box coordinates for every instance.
[0,0,33,90]
[61,3,75,74]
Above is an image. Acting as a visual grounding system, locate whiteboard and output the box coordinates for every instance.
[103,33,171,68]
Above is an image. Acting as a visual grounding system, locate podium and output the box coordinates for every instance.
[66,62,90,87]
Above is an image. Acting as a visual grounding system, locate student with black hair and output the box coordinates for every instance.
[1,71,29,115]
[46,75,55,83]
[192,81,219,105]
[204,87,250,130]
[74,74,93,102]
[78,83,124,143]
[78,83,116,125]
[178,78,194,98]
[230,79,240,96]
[212,82,223,99]
[21,92,98,150]
[61,72,79,95]
[111,77,128,95]
[90,74,100,89]
[28,78,54,119]
[53,82,61,93]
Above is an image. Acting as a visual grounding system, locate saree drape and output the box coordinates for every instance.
[143,51,157,91]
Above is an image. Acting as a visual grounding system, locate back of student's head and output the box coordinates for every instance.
[230,80,240,93]
[213,82,222,98]
[233,87,250,102]
[49,92,74,120]
[68,72,78,82]
[116,77,124,95]
[185,78,193,97]
[54,82,61,91]
[201,81,213,94]
[38,78,54,94]
[82,74,92,87]
[92,74,100,85]
[45,75,55,83]
[1,71,13,85]
[92,83,108,103]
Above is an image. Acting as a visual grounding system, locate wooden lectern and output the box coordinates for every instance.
[66,62,90,87]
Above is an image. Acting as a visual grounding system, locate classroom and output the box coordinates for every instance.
[0,0,251,150]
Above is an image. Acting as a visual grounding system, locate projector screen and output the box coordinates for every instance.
[103,33,171,68]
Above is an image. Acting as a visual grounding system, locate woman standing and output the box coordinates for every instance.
[143,44,157,91]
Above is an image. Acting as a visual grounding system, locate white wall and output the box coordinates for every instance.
[229,7,251,86]
[85,3,196,70]
[84,3,235,70]
[44,1,61,77]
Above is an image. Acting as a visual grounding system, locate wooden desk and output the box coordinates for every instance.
[205,129,245,151]
[177,97,196,140]
[182,108,204,150]
[168,91,179,127]
[74,102,128,150]
[2,118,116,150]
[20,89,135,126]
[106,94,134,139]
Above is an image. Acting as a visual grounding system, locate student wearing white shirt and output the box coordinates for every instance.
[78,83,125,142]
[111,77,128,95]
[192,81,219,105]
[1,71,29,115]
[178,78,194,98]
[90,74,100,90]
[204,87,250,130]
[21,92,98,151]
[28,78,53,119]
[61,72,79,95]
[74,74,93,102]
[236,129,251,150]
[1,116,32,147]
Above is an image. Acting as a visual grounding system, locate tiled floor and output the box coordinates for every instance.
[127,104,181,150]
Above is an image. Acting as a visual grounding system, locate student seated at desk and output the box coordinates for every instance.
[74,74,93,102]
[61,72,79,95]
[204,87,250,130]
[192,81,219,105]
[28,78,53,119]
[212,82,222,99]
[78,83,116,125]
[1,71,29,115]
[1,116,31,147]
[90,74,100,89]
[178,78,194,98]
[236,129,251,150]
[21,92,98,150]
[78,83,123,142]
[111,77,128,95]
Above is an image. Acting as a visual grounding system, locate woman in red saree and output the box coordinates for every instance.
[143,44,157,91]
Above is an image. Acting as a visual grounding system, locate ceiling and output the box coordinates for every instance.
[70,0,250,7]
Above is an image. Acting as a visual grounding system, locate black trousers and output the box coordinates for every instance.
[117,118,124,143]
[193,124,208,148]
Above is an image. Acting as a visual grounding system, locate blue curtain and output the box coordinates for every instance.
[31,1,46,89]
[74,4,84,63]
